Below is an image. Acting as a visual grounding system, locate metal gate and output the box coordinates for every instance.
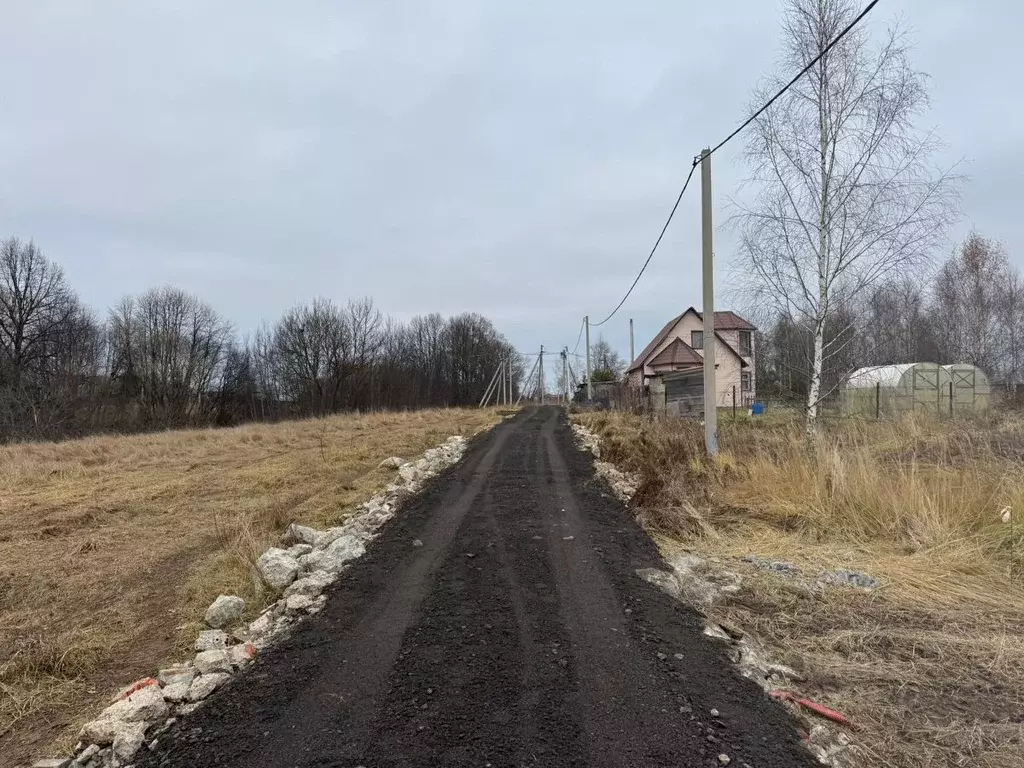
[912,365,938,410]
[663,368,704,419]
[950,366,977,410]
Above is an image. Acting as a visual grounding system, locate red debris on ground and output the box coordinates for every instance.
[770,690,859,730]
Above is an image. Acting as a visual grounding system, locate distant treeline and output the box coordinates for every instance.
[0,237,520,442]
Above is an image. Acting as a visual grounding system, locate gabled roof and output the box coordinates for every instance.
[649,338,703,368]
[629,313,684,372]
[693,309,756,331]
[627,307,756,372]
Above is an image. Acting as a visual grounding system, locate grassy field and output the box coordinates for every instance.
[0,408,501,766]
[576,409,1024,768]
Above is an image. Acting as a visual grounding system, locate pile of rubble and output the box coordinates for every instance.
[570,422,601,457]
[570,422,639,502]
[45,435,468,768]
[742,556,881,591]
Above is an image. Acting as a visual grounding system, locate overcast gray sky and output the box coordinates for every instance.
[0,1,1016,366]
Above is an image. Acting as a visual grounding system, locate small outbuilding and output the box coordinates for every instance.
[842,363,952,416]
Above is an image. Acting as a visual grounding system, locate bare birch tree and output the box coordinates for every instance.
[732,0,959,439]
[932,233,1019,382]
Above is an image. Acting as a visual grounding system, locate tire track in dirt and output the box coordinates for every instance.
[137,408,815,768]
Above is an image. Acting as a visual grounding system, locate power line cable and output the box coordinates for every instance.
[585,0,880,329]
[571,318,586,355]
[590,162,698,327]
[706,0,880,159]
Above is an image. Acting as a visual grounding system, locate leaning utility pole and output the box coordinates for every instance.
[479,362,503,408]
[516,355,539,407]
[629,318,635,366]
[584,315,593,401]
[538,346,545,405]
[700,148,718,455]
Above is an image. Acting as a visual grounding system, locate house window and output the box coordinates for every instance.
[741,371,752,392]
[691,330,703,350]
[738,331,753,357]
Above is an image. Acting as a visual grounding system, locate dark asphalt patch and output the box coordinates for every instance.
[136,407,815,768]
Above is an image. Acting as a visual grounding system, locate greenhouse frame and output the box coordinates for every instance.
[841,363,952,416]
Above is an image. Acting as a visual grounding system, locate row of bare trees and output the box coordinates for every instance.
[755,232,1022,400]
[0,237,520,442]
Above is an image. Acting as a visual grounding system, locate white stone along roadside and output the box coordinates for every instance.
[569,422,639,502]
[38,434,469,768]
[570,418,855,768]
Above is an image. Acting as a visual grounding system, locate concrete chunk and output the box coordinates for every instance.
[247,611,275,642]
[187,672,229,701]
[100,683,168,723]
[228,642,257,667]
[194,648,232,675]
[161,681,190,702]
[325,534,365,563]
[112,721,147,763]
[157,665,196,687]
[204,594,245,628]
[284,523,322,546]
[195,628,229,651]
[398,463,420,484]
[284,571,334,598]
[79,718,118,745]
[256,548,301,590]
[285,594,313,613]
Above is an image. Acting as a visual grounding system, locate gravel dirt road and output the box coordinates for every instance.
[138,407,815,768]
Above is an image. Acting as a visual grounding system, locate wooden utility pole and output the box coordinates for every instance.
[700,148,718,455]
[629,318,635,366]
[585,316,593,401]
[538,346,545,405]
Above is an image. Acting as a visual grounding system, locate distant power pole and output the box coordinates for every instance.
[585,315,593,401]
[562,347,569,403]
[700,148,718,455]
[538,346,545,405]
[629,318,635,365]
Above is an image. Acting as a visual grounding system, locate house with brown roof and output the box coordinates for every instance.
[626,308,756,406]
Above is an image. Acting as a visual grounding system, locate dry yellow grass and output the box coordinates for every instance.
[576,409,1024,767]
[0,408,501,766]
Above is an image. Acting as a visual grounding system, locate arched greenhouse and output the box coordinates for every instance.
[841,363,953,416]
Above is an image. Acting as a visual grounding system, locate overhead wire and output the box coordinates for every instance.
[571,318,586,355]
[705,0,880,159]
[584,0,881,330]
[590,162,698,328]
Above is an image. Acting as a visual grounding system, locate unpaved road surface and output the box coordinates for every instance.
[139,407,814,767]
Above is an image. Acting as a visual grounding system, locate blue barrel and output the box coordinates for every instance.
[751,402,765,416]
